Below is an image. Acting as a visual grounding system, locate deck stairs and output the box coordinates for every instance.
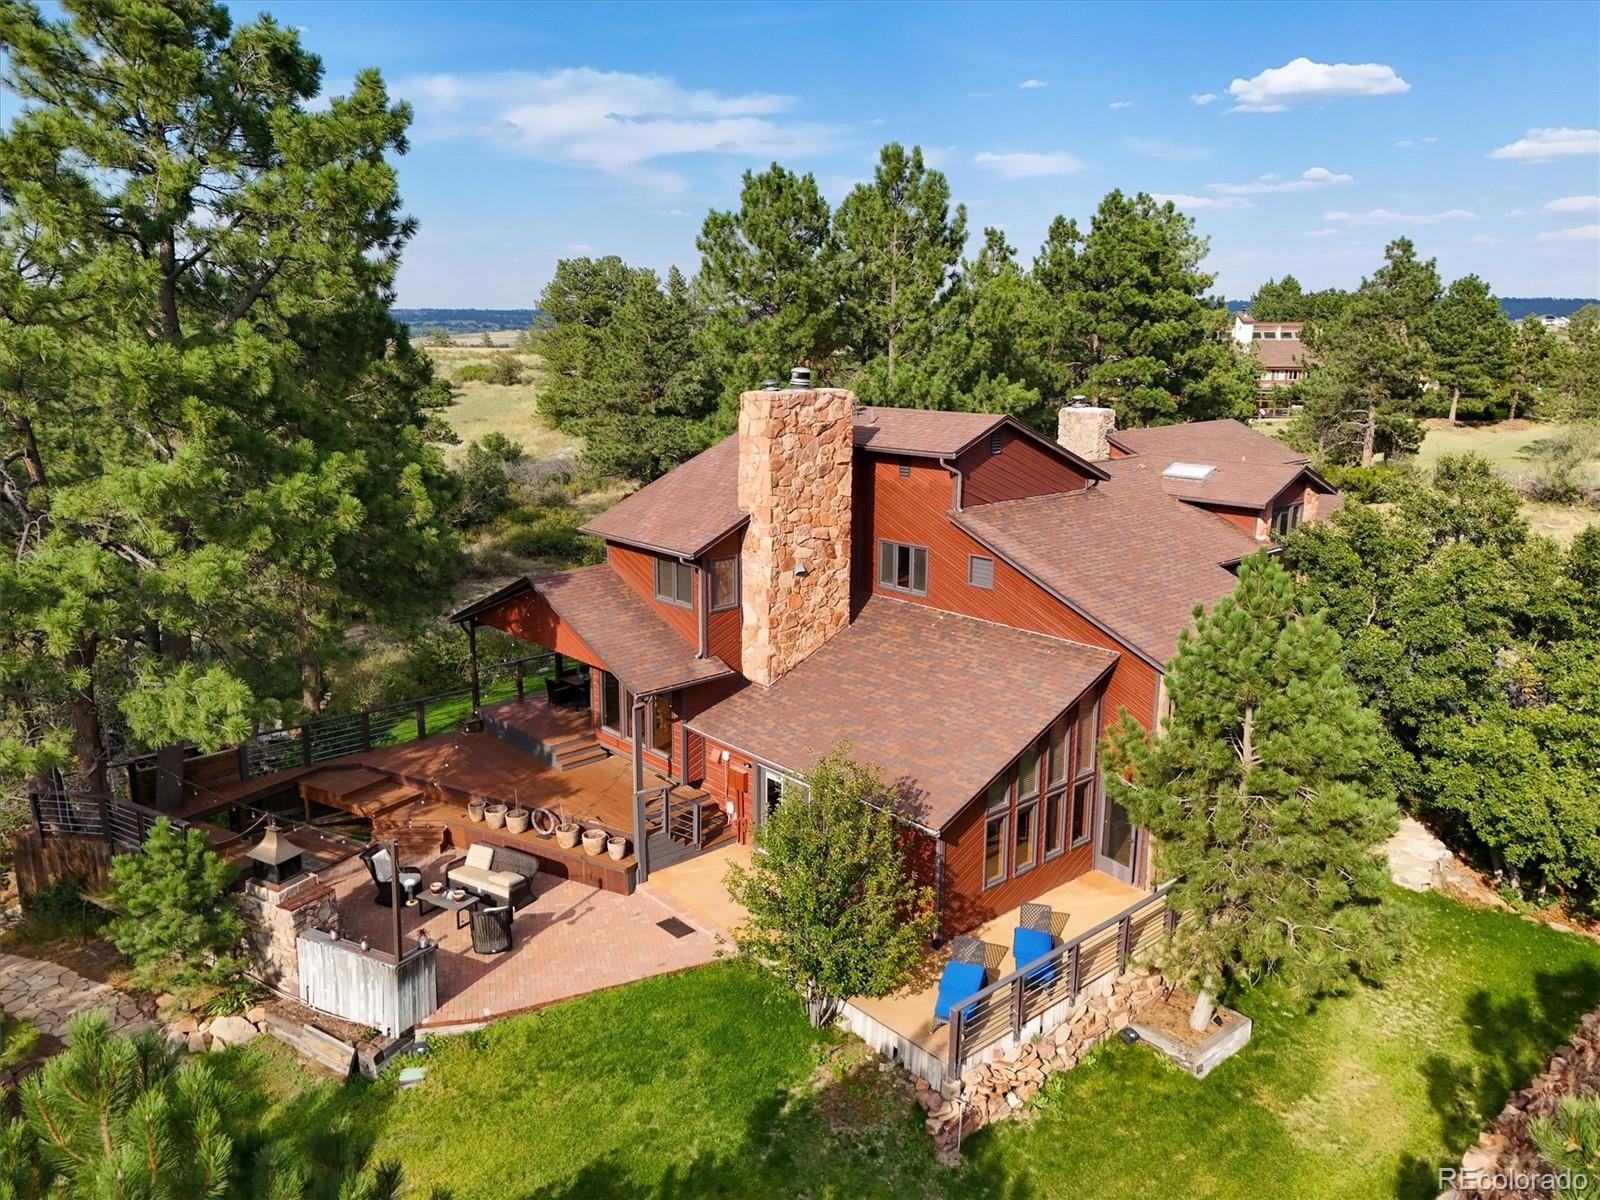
[479,708,609,773]
[645,786,728,872]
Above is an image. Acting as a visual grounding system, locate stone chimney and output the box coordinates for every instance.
[1057,400,1116,462]
[738,384,854,687]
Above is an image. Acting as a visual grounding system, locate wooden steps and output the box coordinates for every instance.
[552,737,608,771]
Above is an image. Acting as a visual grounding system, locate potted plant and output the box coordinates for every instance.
[606,834,628,861]
[581,826,606,856]
[485,802,507,830]
[506,804,530,835]
[555,810,580,850]
[468,799,486,823]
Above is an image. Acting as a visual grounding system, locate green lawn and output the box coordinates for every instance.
[229,890,1600,1200]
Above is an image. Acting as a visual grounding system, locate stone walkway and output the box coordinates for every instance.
[0,952,154,1041]
[1384,815,1455,892]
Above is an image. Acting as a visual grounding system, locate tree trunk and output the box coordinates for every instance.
[1509,388,1520,422]
[804,980,839,1028]
[155,628,190,812]
[1359,399,1378,468]
[67,636,107,797]
[1448,386,1459,425]
[1189,979,1218,1032]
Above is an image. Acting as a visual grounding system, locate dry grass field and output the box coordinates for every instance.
[416,338,577,463]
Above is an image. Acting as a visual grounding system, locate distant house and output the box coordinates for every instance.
[1231,313,1315,400]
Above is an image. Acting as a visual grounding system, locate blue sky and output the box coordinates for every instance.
[252,0,1599,306]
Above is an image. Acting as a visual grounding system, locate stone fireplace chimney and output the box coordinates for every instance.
[1057,399,1116,462]
[737,383,854,687]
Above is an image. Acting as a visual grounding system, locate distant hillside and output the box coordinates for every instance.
[393,308,538,335]
[1226,297,1596,318]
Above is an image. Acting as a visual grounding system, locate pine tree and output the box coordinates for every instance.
[107,819,244,996]
[723,748,937,1027]
[1429,275,1513,423]
[1103,553,1400,1029]
[1509,314,1555,421]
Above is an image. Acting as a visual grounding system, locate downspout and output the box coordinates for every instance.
[934,837,947,946]
[939,458,964,511]
[694,556,708,659]
[631,695,650,884]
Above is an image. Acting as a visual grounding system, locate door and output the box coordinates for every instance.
[1094,785,1137,883]
[754,765,805,829]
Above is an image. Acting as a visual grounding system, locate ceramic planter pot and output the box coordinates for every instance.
[581,828,606,856]
[485,803,507,830]
[468,799,486,823]
[555,823,580,850]
[505,809,530,835]
[606,835,628,861]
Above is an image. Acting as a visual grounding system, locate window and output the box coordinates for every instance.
[651,695,672,754]
[1075,702,1098,775]
[653,556,693,607]
[601,671,624,733]
[1271,502,1304,538]
[986,775,1011,811]
[1044,787,1065,859]
[1047,722,1067,787]
[967,555,994,590]
[1071,700,1099,849]
[984,813,1009,886]
[989,429,1003,455]
[1017,743,1040,799]
[710,557,739,611]
[762,769,808,820]
[1013,800,1038,874]
[1070,778,1092,846]
[877,539,928,596]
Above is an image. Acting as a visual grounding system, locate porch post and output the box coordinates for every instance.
[631,696,649,884]
[933,838,947,946]
[388,839,403,959]
[467,620,481,714]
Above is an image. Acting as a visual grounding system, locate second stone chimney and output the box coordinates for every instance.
[738,383,854,687]
[1057,399,1116,462]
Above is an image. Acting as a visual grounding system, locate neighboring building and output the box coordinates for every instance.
[1231,313,1315,397]
[452,382,1342,941]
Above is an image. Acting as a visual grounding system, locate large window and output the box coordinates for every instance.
[1013,798,1038,874]
[877,539,929,596]
[984,812,1009,887]
[1071,700,1100,849]
[653,556,694,607]
[1271,502,1304,538]
[983,702,1098,888]
[710,557,739,611]
[1044,720,1068,860]
[601,671,626,734]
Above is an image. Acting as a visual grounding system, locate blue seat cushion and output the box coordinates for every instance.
[1013,926,1056,983]
[934,960,986,1023]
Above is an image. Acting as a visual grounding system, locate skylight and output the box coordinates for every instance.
[1162,461,1216,482]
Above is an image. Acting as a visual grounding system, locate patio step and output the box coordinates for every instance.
[552,739,609,772]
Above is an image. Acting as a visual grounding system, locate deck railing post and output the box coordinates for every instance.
[1117,915,1133,975]
[948,1008,965,1077]
[1067,943,1081,1002]
[413,701,426,740]
[27,789,43,838]
[236,740,251,781]
[1011,976,1025,1040]
[300,726,313,766]
[1164,902,1178,934]
[360,710,372,751]
[96,792,112,846]
[515,660,525,698]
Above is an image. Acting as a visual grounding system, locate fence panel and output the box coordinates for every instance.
[297,931,438,1036]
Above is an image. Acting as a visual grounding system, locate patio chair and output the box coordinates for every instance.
[360,845,394,907]
[470,904,513,955]
[931,935,990,1032]
[446,843,538,908]
[1014,902,1057,985]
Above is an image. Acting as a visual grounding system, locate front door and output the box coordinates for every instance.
[1094,788,1137,883]
[755,766,804,829]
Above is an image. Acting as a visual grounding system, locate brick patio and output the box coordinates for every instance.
[318,849,723,1031]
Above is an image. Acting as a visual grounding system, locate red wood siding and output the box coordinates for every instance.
[941,798,1095,935]
[956,426,1092,506]
[701,527,745,667]
[698,737,755,842]
[1197,501,1262,536]
[477,591,602,667]
[607,543,698,649]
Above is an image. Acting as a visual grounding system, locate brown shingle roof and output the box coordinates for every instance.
[851,408,1005,456]
[580,436,744,557]
[1105,419,1328,509]
[688,596,1116,831]
[1254,337,1313,370]
[955,481,1262,666]
[533,565,733,695]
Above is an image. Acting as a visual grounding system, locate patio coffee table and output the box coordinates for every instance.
[418,889,481,930]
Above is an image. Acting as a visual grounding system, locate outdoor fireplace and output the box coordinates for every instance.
[246,819,305,885]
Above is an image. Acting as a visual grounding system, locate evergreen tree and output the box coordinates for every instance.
[1508,313,1556,421]
[1053,191,1256,426]
[834,143,967,403]
[696,163,844,422]
[723,748,937,1027]
[1429,275,1513,423]
[1553,305,1600,422]
[1248,275,1352,324]
[107,818,244,996]
[0,1,458,793]
[533,255,637,429]
[1103,553,1400,1029]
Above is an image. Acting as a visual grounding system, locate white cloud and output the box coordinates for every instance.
[1536,224,1600,242]
[1394,136,1438,148]
[971,150,1084,179]
[1019,79,1049,90]
[397,67,840,191]
[1151,193,1252,210]
[1108,100,1134,110]
[1304,228,1341,238]
[1208,166,1354,195]
[1323,208,1478,226]
[1190,92,1218,106]
[1543,195,1600,214]
[1506,208,1531,219]
[1224,57,1410,113]
[1123,137,1210,161]
[1490,128,1600,162]
[565,242,594,254]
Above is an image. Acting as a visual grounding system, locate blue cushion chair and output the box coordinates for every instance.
[931,935,990,1030]
[1014,902,1057,984]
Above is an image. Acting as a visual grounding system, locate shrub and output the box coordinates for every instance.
[453,362,493,384]
[486,351,525,386]
[453,440,515,527]
[4,877,106,948]
[499,506,604,565]
[107,819,244,996]
[425,329,453,347]
[479,430,524,462]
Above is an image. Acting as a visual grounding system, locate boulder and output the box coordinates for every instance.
[207,1015,259,1048]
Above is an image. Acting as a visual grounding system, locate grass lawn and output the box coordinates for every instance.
[230,889,1600,1200]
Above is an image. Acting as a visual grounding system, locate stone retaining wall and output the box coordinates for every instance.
[237,875,337,995]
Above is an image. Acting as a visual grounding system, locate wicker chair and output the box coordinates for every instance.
[470,904,514,955]
[1019,902,1053,933]
[360,845,394,907]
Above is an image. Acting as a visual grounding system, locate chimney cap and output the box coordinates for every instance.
[787,366,812,389]
[759,378,781,390]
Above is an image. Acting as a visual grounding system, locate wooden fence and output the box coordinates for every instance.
[296,930,438,1036]
[947,880,1178,1076]
[239,652,558,778]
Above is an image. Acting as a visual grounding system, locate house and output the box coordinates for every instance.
[450,379,1342,941]
[1231,313,1315,398]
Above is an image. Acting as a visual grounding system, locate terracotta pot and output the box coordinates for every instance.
[581,828,606,856]
[606,835,628,861]
[505,809,530,835]
[468,800,486,823]
[485,804,507,830]
[555,823,580,850]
